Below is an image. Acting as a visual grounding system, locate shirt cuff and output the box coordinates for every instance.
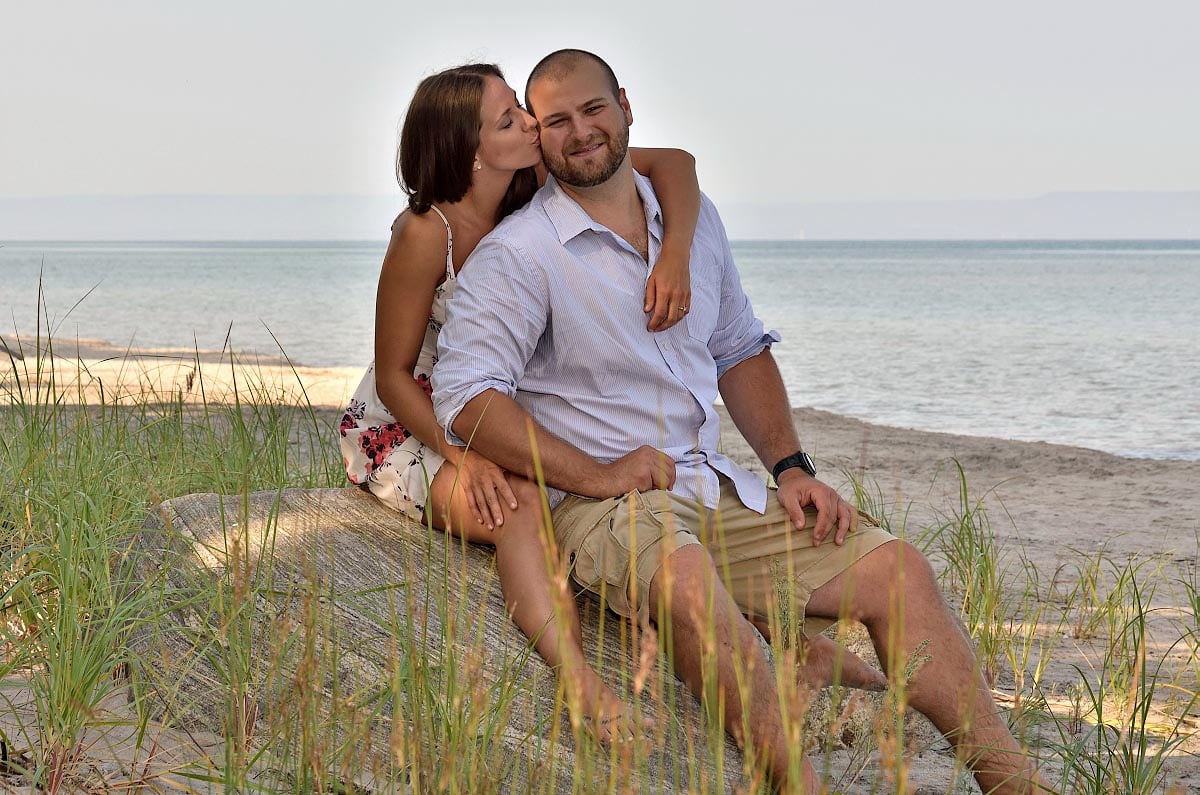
[715,329,781,378]
[436,379,516,447]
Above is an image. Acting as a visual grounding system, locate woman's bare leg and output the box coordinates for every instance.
[428,465,639,743]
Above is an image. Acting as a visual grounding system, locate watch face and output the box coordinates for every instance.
[800,451,816,476]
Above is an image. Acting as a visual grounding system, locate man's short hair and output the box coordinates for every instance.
[525,49,621,114]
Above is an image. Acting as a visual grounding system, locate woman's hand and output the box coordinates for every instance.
[454,450,519,530]
[645,243,692,331]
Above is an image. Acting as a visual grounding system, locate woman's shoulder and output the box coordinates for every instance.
[380,208,451,280]
[390,207,450,249]
[388,208,450,255]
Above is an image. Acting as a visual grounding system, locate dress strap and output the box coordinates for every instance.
[427,205,456,282]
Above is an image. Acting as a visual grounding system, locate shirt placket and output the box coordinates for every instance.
[641,223,716,502]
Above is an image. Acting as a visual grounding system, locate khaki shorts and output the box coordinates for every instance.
[552,479,895,635]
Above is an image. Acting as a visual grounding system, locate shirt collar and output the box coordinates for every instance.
[541,170,664,246]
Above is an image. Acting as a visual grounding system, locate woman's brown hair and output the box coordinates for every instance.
[397,64,538,223]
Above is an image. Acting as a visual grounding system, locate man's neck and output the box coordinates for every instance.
[557,162,648,259]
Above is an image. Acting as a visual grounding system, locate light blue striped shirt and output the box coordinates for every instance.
[432,172,781,512]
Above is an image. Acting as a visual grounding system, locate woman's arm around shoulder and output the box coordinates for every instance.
[629,147,699,331]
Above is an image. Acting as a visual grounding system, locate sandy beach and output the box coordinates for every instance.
[3,336,1198,791]
[753,406,1200,579]
[1,334,362,409]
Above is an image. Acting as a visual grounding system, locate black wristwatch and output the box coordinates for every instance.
[772,450,817,482]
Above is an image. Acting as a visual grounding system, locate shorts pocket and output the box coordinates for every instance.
[570,543,604,592]
[558,491,680,620]
[554,495,622,588]
[607,489,669,545]
[600,491,672,586]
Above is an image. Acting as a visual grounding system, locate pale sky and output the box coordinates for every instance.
[2,0,1198,207]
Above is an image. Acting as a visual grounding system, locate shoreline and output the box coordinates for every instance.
[7,332,1197,458]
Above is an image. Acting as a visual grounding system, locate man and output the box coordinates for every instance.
[433,49,1048,794]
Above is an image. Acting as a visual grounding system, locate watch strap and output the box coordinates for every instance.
[772,450,816,482]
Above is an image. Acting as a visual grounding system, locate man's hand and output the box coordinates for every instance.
[776,469,859,546]
[597,445,677,496]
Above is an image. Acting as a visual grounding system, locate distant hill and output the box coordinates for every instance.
[1,191,1197,241]
[717,191,1200,240]
[0,195,404,242]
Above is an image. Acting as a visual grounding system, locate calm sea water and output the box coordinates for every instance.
[3,240,1198,461]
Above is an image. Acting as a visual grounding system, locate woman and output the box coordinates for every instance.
[339,63,699,743]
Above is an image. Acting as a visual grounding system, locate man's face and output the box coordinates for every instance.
[528,61,632,188]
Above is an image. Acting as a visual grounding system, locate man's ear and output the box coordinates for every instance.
[619,88,633,126]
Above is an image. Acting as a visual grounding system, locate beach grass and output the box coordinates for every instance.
[2,331,1198,793]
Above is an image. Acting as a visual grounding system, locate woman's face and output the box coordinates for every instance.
[474,75,542,174]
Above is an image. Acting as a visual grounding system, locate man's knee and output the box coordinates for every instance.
[820,540,943,621]
[894,540,940,594]
[866,539,944,607]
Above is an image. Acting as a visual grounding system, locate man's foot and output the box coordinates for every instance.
[797,634,887,691]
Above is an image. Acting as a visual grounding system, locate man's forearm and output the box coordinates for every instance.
[717,350,802,474]
[723,350,859,544]
[451,389,610,496]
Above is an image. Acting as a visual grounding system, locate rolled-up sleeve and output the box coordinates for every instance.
[432,237,550,445]
[704,199,782,377]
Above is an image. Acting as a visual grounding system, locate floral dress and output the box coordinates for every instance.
[339,205,456,520]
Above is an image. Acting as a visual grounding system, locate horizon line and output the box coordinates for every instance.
[3,189,1200,203]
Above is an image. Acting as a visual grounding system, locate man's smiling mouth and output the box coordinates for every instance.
[570,139,604,157]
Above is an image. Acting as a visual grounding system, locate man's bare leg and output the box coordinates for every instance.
[805,540,1051,794]
[749,620,888,692]
[650,545,818,791]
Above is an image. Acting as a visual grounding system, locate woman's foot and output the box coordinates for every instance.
[569,667,652,746]
[581,707,641,745]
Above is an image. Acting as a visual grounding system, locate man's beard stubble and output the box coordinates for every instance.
[543,124,630,188]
